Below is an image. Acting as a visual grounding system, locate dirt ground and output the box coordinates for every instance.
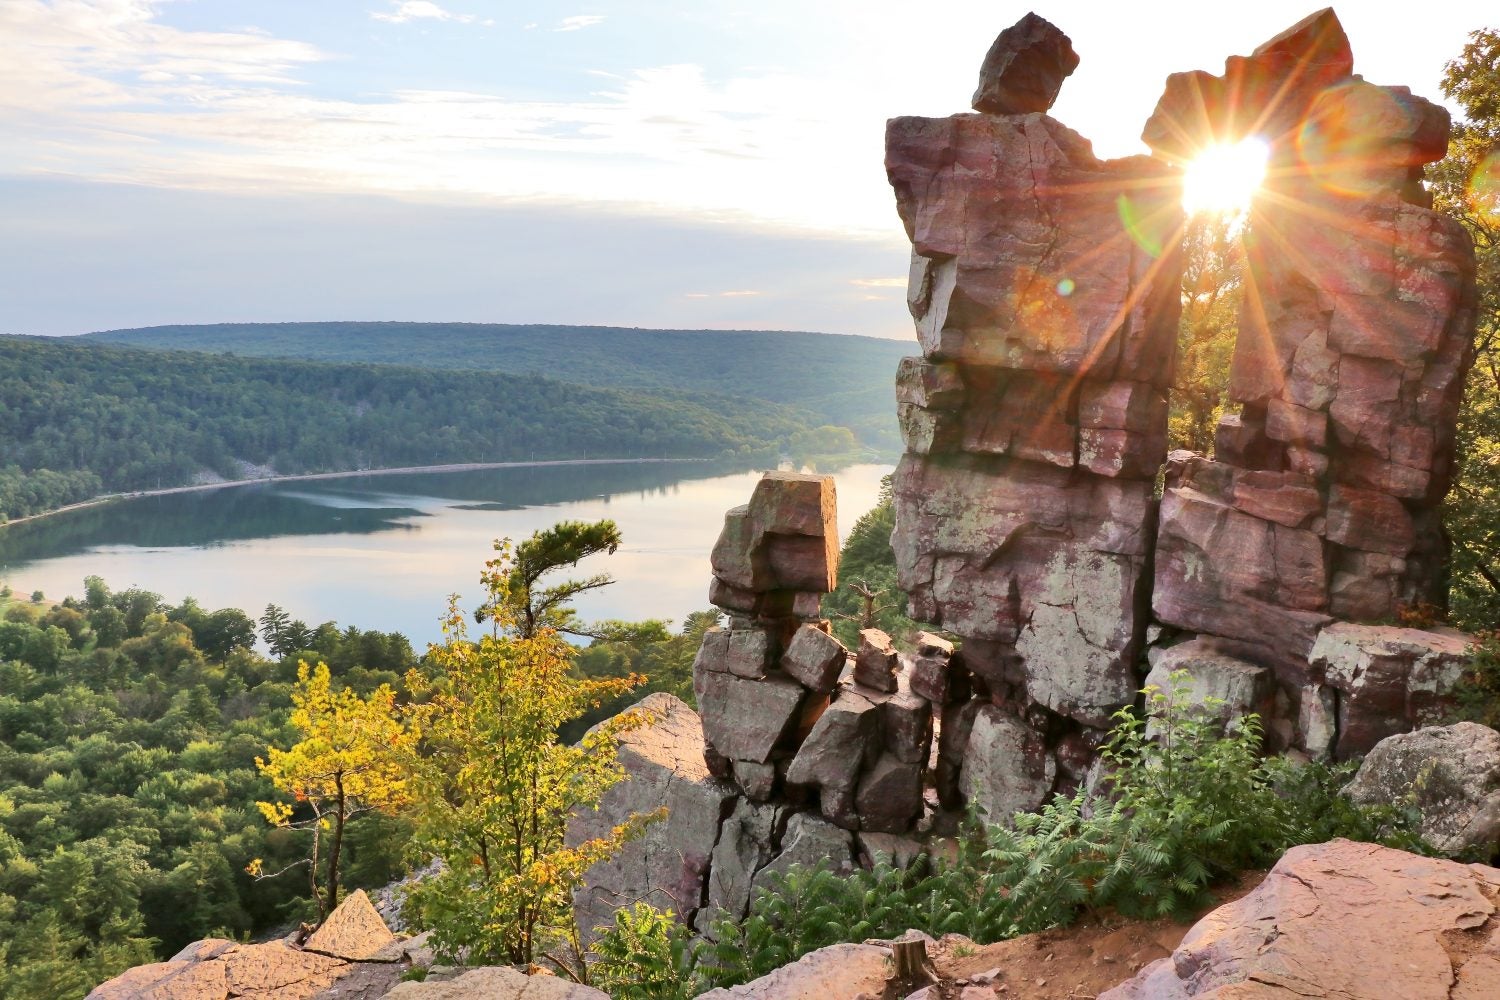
[908,870,1266,1000]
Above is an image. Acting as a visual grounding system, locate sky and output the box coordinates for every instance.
[0,1,1487,339]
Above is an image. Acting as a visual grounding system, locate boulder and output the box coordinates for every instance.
[703,798,785,924]
[785,688,881,827]
[751,811,855,894]
[733,759,777,801]
[855,753,924,834]
[854,628,899,692]
[568,694,735,942]
[960,705,1056,822]
[383,966,608,999]
[1345,723,1500,857]
[1100,840,1500,999]
[694,667,805,764]
[709,473,839,596]
[1143,639,1275,733]
[86,960,230,1000]
[1153,485,1331,665]
[781,624,848,694]
[881,675,933,765]
[971,11,1079,115]
[697,943,893,1000]
[303,890,398,962]
[694,627,774,680]
[1309,623,1471,758]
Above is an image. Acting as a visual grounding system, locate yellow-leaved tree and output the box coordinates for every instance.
[399,528,658,975]
[252,661,409,924]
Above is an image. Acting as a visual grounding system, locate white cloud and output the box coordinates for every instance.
[0,2,915,235]
[371,2,475,25]
[849,277,905,288]
[554,15,605,32]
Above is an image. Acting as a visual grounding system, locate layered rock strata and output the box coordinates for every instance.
[886,10,1183,809]
[1142,8,1478,758]
[696,472,933,841]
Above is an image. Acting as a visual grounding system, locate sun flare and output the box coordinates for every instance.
[1182,138,1270,216]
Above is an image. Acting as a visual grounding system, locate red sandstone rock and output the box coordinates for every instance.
[1100,840,1500,1000]
[970,12,1079,115]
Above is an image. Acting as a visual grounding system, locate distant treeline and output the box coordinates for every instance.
[0,336,843,520]
[86,321,908,452]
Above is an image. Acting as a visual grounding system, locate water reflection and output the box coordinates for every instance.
[0,461,891,648]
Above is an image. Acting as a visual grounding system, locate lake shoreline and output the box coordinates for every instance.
[0,457,710,530]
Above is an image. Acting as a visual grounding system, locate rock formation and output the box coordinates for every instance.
[567,692,735,944]
[1099,839,1500,999]
[1345,722,1500,856]
[886,8,1182,812]
[85,890,424,1000]
[633,15,1481,937]
[882,5,1477,797]
[1143,8,1478,760]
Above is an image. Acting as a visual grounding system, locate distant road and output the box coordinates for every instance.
[0,457,709,528]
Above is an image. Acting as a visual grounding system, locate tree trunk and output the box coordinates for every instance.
[324,776,346,923]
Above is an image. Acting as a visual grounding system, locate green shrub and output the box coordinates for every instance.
[591,674,1432,992]
[589,903,699,1000]
[1449,631,1500,729]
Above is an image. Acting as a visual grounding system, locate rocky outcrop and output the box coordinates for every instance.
[568,692,735,944]
[1143,8,1477,758]
[383,967,607,999]
[881,5,1477,815]
[1099,839,1500,999]
[885,8,1180,815]
[697,942,893,1000]
[86,892,418,1000]
[1346,722,1500,857]
[695,472,931,845]
[304,890,399,962]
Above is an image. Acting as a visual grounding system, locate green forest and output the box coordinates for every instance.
[0,578,420,997]
[0,336,867,521]
[0,546,726,997]
[85,322,908,453]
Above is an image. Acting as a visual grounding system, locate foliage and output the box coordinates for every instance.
[564,609,720,744]
[1434,27,1500,630]
[1170,214,1244,453]
[1448,630,1500,728]
[824,474,918,647]
[477,520,630,640]
[398,531,656,970]
[588,902,700,1000]
[85,321,908,453]
[685,674,1432,991]
[0,335,824,521]
[252,662,409,923]
[0,578,412,997]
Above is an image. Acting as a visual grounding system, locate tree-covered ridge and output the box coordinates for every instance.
[82,322,910,452]
[0,335,835,521]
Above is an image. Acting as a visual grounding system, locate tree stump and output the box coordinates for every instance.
[883,934,936,998]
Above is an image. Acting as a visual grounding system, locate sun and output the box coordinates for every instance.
[1181,138,1270,216]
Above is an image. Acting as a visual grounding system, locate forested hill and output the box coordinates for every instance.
[0,336,831,520]
[83,322,910,451]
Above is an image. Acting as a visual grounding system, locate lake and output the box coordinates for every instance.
[0,461,892,647]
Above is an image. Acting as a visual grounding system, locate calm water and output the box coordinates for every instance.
[0,462,891,647]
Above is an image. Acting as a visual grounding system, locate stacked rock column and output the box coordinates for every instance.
[691,471,939,924]
[883,14,1184,819]
[1142,9,1478,759]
